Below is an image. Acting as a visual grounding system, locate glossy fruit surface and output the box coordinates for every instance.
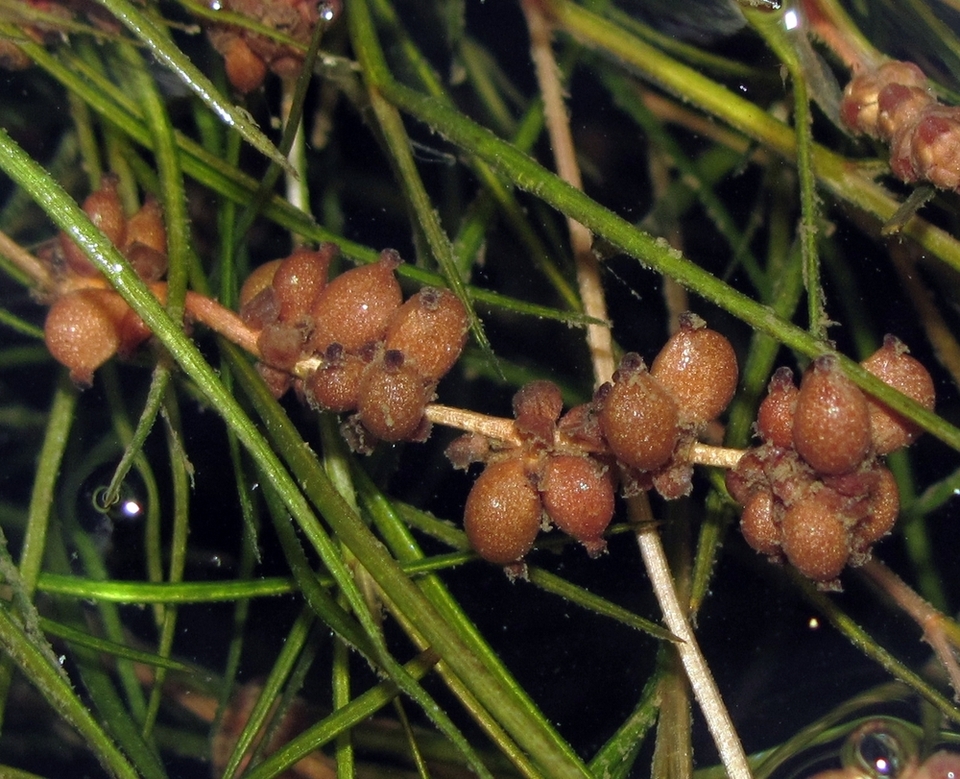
[309,252,402,353]
[383,287,469,381]
[540,455,615,554]
[464,457,542,565]
[650,313,738,424]
[356,353,431,442]
[44,289,123,385]
[861,335,935,454]
[781,492,850,583]
[793,356,872,475]
[598,355,680,472]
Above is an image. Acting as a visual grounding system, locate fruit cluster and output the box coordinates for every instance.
[238,246,469,448]
[726,338,935,587]
[448,315,739,572]
[43,175,168,385]
[203,0,339,93]
[841,60,960,191]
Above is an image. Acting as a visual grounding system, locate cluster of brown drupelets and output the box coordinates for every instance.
[446,315,740,574]
[237,245,469,450]
[728,342,934,588]
[42,175,169,386]
[204,0,338,93]
[38,180,936,587]
[841,60,960,191]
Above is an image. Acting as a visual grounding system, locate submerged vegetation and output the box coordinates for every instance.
[1,0,960,776]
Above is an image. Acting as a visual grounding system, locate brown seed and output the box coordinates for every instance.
[512,380,564,444]
[240,287,280,330]
[444,433,491,470]
[557,402,606,453]
[383,287,469,382]
[540,455,615,555]
[464,457,542,565]
[356,352,432,442]
[272,245,334,324]
[793,355,872,476]
[756,367,797,448]
[861,335,935,454]
[739,490,781,557]
[124,243,168,282]
[725,448,767,506]
[124,197,167,255]
[239,259,283,310]
[309,250,402,354]
[652,461,694,500]
[60,175,127,277]
[650,313,738,425]
[303,345,367,413]
[257,324,304,372]
[598,354,679,472]
[780,491,851,582]
[853,465,900,550]
[223,35,268,94]
[256,362,293,398]
[44,289,123,385]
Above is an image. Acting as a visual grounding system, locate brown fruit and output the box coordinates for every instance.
[124,198,167,255]
[383,287,469,382]
[781,491,851,583]
[540,455,615,555]
[124,243,168,282]
[853,465,900,550]
[239,259,283,310]
[309,250,402,354]
[756,367,797,448]
[650,313,738,424]
[512,380,563,444]
[557,402,605,453]
[740,490,781,557]
[272,245,334,324]
[303,345,366,413]
[356,351,432,442]
[44,289,123,385]
[256,362,293,398]
[861,335,935,454]
[223,36,267,93]
[240,287,280,330]
[793,355,872,476]
[60,175,127,277]
[444,433,491,470]
[598,354,680,472]
[257,323,304,372]
[464,457,542,565]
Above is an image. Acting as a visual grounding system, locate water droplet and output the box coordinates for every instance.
[317,0,340,22]
[842,719,918,779]
[209,0,223,10]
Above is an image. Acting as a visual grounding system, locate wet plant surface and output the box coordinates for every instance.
[1,1,960,778]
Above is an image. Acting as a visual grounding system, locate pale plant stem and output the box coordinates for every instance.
[0,229,54,292]
[522,4,751,776]
[629,496,753,779]
[281,81,309,247]
[522,0,614,387]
